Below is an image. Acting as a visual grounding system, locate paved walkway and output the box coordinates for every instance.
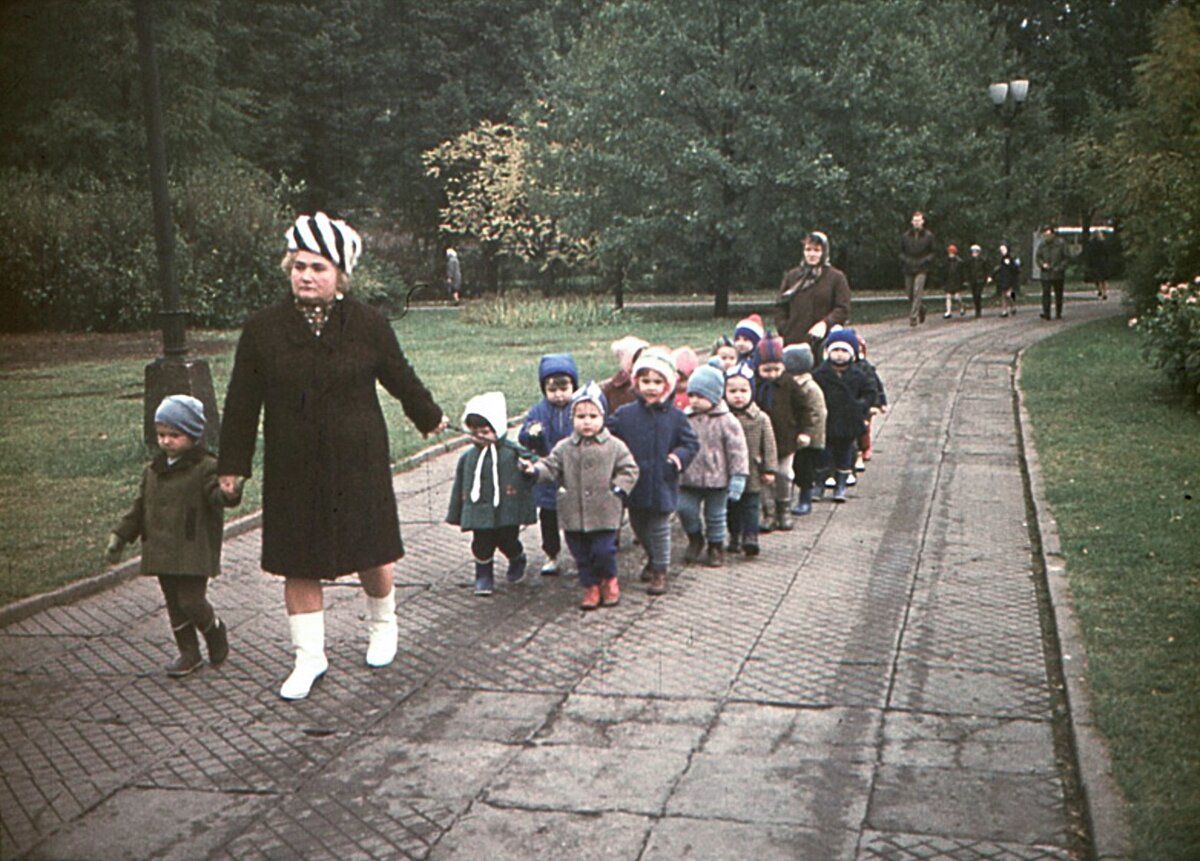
[1,300,1125,861]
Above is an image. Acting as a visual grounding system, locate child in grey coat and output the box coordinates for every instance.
[522,382,639,610]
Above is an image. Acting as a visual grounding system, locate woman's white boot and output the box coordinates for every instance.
[365,590,398,668]
[280,611,328,700]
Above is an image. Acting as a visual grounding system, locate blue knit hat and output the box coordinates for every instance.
[154,395,206,439]
[687,364,726,405]
[734,314,765,346]
[825,328,858,364]
[725,362,756,397]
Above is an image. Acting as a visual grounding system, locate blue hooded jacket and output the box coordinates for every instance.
[607,396,699,513]
[518,353,579,509]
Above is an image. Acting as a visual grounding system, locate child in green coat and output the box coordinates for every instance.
[106,395,242,677]
[447,391,537,595]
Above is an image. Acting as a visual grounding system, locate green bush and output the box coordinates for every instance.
[1136,277,1200,402]
[0,164,297,332]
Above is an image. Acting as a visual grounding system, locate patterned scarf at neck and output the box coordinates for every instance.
[781,265,823,300]
[295,297,337,336]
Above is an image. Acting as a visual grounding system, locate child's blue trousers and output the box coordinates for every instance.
[727,491,761,542]
[628,509,671,570]
[678,486,729,545]
[564,530,618,587]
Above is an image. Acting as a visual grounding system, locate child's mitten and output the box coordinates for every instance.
[727,474,747,503]
[105,533,125,565]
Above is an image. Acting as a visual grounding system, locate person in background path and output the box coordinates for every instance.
[776,230,851,361]
[445,247,462,304]
[1036,225,1068,319]
[448,392,537,596]
[724,365,777,556]
[943,244,966,318]
[965,243,988,318]
[814,329,877,503]
[672,346,700,409]
[781,344,826,517]
[607,348,699,596]
[108,396,242,677]
[219,212,447,701]
[601,335,649,414]
[900,211,937,326]
[522,382,639,611]
[755,335,805,532]
[990,241,1021,318]
[519,354,579,577]
[1084,228,1112,300]
[678,365,749,569]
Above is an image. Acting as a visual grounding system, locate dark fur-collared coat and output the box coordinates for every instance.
[218,295,444,579]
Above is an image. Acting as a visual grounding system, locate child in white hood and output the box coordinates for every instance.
[447,392,537,595]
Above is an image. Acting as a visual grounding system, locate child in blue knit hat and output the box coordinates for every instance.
[518,354,578,576]
[813,329,877,502]
[106,395,242,677]
[679,365,749,567]
[732,314,765,368]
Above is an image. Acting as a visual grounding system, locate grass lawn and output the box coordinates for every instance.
[1021,316,1200,861]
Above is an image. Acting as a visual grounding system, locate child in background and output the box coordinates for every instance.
[600,335,648,413]
[943,244,966,318]
[813,330,877,503]
[991,241,1021,318]
[447,392,537,596]
[781,344,827,516]
[965,243,988,318]
[672,346,700,410]
[608,348,699,595]
[678,365,749,568]
[732,314,765,368]
[854,335,887,473]
[519,353,579,576]
[724,364,777,556]
[522,382,639,610]
[106,395,242,677]
[711,336,739,371]
[755,335,806,532]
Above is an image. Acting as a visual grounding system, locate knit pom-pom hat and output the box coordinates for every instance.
[286,212,362,274]
[734,314,765,346]
[672,346,699,379]
[824,328,858,364]
[756,334,784,365]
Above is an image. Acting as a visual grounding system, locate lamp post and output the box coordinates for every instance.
[988,78,1030,231]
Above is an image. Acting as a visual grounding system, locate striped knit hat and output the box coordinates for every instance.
[734,314,765,346]
[286,212,363,275]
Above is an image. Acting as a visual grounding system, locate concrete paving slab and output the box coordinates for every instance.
[428,807,649,860]
[533,693,716,750]
[643,817,859,860]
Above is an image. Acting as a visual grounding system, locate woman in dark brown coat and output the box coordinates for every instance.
[219,212,447,700]
[776,231,851,358]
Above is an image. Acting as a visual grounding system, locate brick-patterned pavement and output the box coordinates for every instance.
[1,301,1125,860]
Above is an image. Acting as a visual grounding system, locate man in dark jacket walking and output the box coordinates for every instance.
[1036,226,1068,319]
[900,211,937,327]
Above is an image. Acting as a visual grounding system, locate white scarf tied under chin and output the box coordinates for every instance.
[470,444,500,507]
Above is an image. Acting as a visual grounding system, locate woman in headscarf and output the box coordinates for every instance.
[775,231,852,361]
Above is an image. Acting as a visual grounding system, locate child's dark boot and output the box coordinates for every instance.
[474,560,495,596]
[646,567,669,595]
[743,538,760,558]
[202,616,229,667]
[792,486,814,516]
[726,533,742,554]
[506,552,528,584]
[774,500,793,531]
[167,622,204,678]
[683,532,705,564]
[832,471,850,503]
[704,543,725,568]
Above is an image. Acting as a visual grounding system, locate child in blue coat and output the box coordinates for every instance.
[518,353,578,575]
[813,329,877,503]
[608,348,699,596]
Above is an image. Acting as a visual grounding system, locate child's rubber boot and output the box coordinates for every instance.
[167,622,204,678]
[365,590,398,668]
[683,532,705,564]
[791,486,813,517]
[474,560,495,596]
[280,611,328,700]
[506,552,528,584]
[774,500,793,531]
[726,533,742,554]
[201,616,229,667]
[600,577,621,607]
[832,471,850,503]
[743,539,760,557]
[646,567,669,596]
